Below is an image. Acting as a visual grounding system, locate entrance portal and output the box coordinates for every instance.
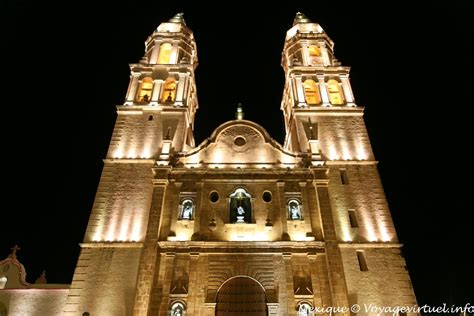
[216,276,267,315]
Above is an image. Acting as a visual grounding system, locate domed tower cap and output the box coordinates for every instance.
[293,12,311,25]
[169,12,186,25]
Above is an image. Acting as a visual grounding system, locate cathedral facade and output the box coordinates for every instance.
[1,13,418,316]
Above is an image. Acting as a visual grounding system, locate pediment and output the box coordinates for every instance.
[178,120,305,168]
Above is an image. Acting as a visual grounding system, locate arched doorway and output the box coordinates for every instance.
[216,276,267,315]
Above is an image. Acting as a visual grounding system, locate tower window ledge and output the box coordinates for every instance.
[134,101,152,106]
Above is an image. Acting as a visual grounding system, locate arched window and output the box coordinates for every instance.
[157,43,173,64]
[327,79,345,105]
[308,45,322,65]
[229,188,252,223]
[136,77,153,103]
[170,302,185,316]
[309,45,321,57]
[288,199,302,220]
[303,79,321,105]
[298,302,313,316]
[180,199,194,220]
[160,78,177,103]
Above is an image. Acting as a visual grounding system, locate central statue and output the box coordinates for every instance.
[236,206,245,223]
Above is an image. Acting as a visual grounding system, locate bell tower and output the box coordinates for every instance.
[64,13,199,315]
[116,12,199,161]
[281,12,359,160]
[280,12,417,312]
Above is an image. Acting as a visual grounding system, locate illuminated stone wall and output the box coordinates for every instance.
[293,113,374,161]
[63,246,141,315]
[106,108,190,160]
[61,12,418,316]
[65,14,200,315]
[0,288,68,316]
[278,12,418,315]
[340,247,418,310]
[327,163,397,243]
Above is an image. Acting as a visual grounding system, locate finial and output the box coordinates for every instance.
[9,245,20,259]
[165,126,171,140]
[293,12,311,25]
[35,270,47,284]
[169,13,186,25]
[235,103,244,120]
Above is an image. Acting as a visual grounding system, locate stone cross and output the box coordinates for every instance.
[10,245,20,259]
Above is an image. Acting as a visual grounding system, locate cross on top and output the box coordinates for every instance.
[10,245,20,258]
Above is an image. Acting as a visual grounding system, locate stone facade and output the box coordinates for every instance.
[63,12,417,316]
[0,12,418,316]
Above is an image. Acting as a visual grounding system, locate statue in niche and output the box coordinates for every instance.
[298,303,312,316]
[229,188,252,223]
[181,199,193,220]
[236,205,245,223]
[289,200,301,220]
[170,302,185,316]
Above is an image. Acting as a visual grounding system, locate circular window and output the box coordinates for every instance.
[234,136,246,146]
[209,191,219,203]
[262,191,272,203]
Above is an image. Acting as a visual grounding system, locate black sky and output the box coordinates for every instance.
[4,0,473,310]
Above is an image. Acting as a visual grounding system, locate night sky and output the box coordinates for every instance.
[5,0,473,310]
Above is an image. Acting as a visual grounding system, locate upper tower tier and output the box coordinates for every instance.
[281,12,355,110]
[281,13,370,159]
[282,12,336,69]
[111,13,200,160]
[143,13,198,67]
[123,13,199,111]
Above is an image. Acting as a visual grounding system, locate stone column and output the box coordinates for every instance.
[170,44,179,64]
[133,167,170,316]
[294,77,306,107]
[299,181,314,240]
[317,75,330,106]
[150,40,160,64]
[151,80,162,103]
[276,181,289,239]
[340,75,355,106]
[158,253,177,314]
[186,253,200,313]
[283,253,295,315]
[192,182,203,239]
[313,181,350,315]
[125,74,139,105]
[321,44,331,66]
[175,74,186,106]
